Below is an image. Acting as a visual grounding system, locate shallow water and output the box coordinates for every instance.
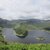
[2,28,50,44]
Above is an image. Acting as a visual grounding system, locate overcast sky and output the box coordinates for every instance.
[0,0,50,20]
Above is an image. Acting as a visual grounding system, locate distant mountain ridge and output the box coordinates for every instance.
[10,19,43,24]
[0,18,50,28]
[0,18,11,27]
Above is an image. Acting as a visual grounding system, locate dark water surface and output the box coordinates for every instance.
[2,28,50,44]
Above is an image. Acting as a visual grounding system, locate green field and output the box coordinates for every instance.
[0,43,50,50]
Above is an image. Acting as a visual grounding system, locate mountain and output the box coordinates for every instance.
[10,19,42,24]
[0,18,11,27]
[10,19,50,30]
[0,18,50,28]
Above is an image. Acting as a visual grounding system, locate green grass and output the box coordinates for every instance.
[0,33,5,45]
[0,34,8,45]
[0,43,50,50]
[0,27,7,45]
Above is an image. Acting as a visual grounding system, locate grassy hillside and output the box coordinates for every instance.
[0,30,4,45]
[0,27,7,45]
[12,20,50,32]
[13,23,50,30]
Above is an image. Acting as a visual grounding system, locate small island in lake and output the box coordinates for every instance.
[14,24,28,38]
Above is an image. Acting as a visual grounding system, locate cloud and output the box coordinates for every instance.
[0,0,50,20]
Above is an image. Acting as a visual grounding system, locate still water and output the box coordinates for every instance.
[2,28,50,44]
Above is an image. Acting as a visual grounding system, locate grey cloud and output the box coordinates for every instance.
[0,8,5,11]
[0,0,50,20]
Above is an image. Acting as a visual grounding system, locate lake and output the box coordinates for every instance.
[2,28,50,44]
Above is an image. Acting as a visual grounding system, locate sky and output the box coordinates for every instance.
[0,0,50,20]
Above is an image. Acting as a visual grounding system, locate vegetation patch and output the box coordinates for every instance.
[44,27,50,31]
[14,24,28,38]
[0,27,7,45]
[0,43,50,50]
